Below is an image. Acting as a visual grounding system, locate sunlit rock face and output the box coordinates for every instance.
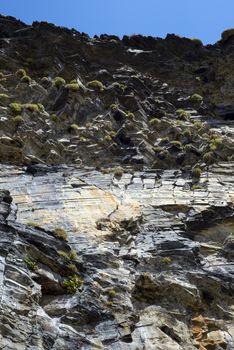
[0,15,234,350]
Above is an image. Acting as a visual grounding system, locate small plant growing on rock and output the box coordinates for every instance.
[170,140,182,148]
[192,167,202,178]
[9,102,24,114]
[69,249,78,260]
[114,167,124,178]
[190,93,203,103]
[21,75,32,84]
[191,184,203,191]
[203,151,213,164]
[24,256,37,271]
[65,83,81,91]
[191,38,203,46]
[176,109,190,120]
[16,69,27,78]
[127,112,135,119]
[58,249,77,260]
[27,221,42,229]
[149,118,160,127]
[0,93,9,99]
[183,129,192,138]
[86,80,104,91]
[104,135,112,142]
[184,144,193,152]
[110,104,118,112]
[51,114,58,122]
[24,104,40,112]
[107,288,117,298]
[69,124,79,133]
[53,76,66,88]
[161,256,172,264]
[221,28,234,42]
[53,228,68,241]
[63,274,83,294]
[13,115,24,124]
[68,264,78,272]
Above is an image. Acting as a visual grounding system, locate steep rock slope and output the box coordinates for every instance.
[0,15,233,350]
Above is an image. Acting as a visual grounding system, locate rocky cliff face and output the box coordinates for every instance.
[0,15,234,350]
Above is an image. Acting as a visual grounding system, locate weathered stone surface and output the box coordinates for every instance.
[0,14,233,350]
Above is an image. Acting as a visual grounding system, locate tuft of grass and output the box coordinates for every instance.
[53,228,68,241]
[176,109,190,120]
[63,274,83,294]
[27,221,42,229]
[221,28,234,42]
[107,289,117,298]
[13,115,24,124]
[127,112,135,119]
[9,102,24,114]
[68,264,78,272]
[16,69,27,78]
[114,166,124,178]
[51,114,58,122]
[110,104,118,112]
[69,124,79,132]
[86,80,104,91]
[191,38,203,46]
[191,184,203,191]
[161,256,172,264]
[190,93,203,103]
[53,77,66,88]
[149,118,160,127]
[192,167,202,178]
[24,256,37,271]
[0,93,9,99]
[58,249,77,260]
[203,151,213,163]
[170,140,182,148]
[21,75,32,84]
[24,104,40,112]
[65,83,81,91]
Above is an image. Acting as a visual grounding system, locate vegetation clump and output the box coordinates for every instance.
[114,167,124,178]
[86,80,104,91]
[24,104,40,112]
[192,167,202,178]
[65,83,80,91]
[53,228,68,241]
[221,28,234,42]
[149,118,160,127]
[63,274,83,294]
[16,69,27,78]
[27,221,42,229]
[203,151,213,163]
[9,102,24,114]
[110,104,118,112]
[69,124,79,132]
[51,114,58,122]
[13,115,24,124]
[21,75,32,84]
[53,76,66,88]
[24,256,37,271]
[107,289,117,297]
[176,109,190,119]
[58,249,77,260]
[127,112,135,119]
[190,93,203,103]
[161,256,172,264]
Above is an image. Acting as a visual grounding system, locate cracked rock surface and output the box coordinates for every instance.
[0,15,233,350]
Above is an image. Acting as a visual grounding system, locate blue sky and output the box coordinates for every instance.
[0,0,234,44]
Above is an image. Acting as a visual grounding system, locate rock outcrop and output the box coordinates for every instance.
[0,14,233,350]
